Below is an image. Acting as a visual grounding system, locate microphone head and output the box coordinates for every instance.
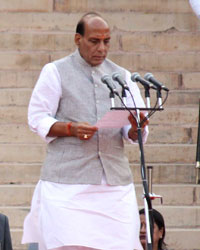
[101,74,111,84]
[112,72,121,81]
[131,72,140,82]
[101,74,118,93]
[112,72,130,91]
[144,72,154,81]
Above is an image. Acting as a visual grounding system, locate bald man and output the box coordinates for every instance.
[22,12,148,250]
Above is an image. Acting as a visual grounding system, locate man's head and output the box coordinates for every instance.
[75,12,111,66]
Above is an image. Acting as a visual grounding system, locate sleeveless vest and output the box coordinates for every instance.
[40,50,133,185]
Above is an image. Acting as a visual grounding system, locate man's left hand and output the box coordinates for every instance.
[128,112,149,141]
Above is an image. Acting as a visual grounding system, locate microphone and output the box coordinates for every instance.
[101,75,119,108]
[112,72,129,106]
[112,72,129,90]
[101,75,119,96]
[131,72,157,109]
[144,73,169,92]
[131,73,157,90]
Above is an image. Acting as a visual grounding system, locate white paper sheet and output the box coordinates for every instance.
[96,110,131,128]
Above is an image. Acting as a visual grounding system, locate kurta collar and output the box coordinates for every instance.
[74,49,103,70]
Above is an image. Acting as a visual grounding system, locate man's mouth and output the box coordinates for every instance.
[94,56,105,60]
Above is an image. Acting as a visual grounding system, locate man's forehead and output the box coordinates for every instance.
[85,16,108,26]
[84,16,109,31]
[87,30,111,40]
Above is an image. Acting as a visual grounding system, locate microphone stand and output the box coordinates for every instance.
[109,98,160,250]
[103,75,166,250]
[135,111,154,250]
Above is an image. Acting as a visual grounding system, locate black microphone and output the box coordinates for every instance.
[101,75,119,96]
[144,73,169,92]
[112,72,129,90]
[131,73,157,90]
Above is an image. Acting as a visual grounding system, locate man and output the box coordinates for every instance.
[22,12,148,250]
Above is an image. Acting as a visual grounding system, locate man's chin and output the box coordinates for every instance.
[91,57,105,66]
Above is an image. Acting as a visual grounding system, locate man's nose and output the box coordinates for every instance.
[97,41,106,51]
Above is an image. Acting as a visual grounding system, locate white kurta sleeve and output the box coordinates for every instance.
[28,63,62,143]
[122,71,149,143]
[189,0,200,19]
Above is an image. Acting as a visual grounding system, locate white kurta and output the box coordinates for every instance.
[189,0,200,19]
[22,62,147,250]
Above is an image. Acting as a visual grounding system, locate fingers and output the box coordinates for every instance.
[128,112,149,129]
[128,115,137,130]
[73,122,98,140]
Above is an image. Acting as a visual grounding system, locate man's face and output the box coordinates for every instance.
[75,17,111,66]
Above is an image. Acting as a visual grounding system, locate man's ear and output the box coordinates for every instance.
[74,33,82,46]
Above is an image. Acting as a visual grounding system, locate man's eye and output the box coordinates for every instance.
[90,40,98,44]
[104,40,110,44]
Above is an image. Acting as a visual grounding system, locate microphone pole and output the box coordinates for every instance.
[136,112,153,250]
[196,98,200,184]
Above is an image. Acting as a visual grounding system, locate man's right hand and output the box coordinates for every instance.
[71,122,98,140]
[47,121,98,140]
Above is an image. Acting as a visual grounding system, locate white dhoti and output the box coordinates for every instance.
[22,178,142,250]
